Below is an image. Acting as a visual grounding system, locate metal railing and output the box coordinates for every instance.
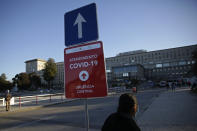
[0,93,65,108]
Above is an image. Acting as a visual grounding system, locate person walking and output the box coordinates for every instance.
[172,82,176,92]
[5,90,12,111]
[102,93,141,131]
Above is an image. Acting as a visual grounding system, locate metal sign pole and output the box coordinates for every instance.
[84,98,89,131]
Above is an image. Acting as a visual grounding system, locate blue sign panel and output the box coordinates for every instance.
[64,3,98,46]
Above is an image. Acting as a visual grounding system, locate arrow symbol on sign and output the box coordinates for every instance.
[82,73,87,79]
[74,13,86,39]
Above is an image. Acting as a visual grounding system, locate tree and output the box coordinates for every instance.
[0,73,12,92]
[1,73,6,80]
[12,74,18,86]
[14,73,31,90]
[192,50,197,76]
[43,58,57,89]
[29,72,41,90]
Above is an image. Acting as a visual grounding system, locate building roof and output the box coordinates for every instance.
[56,62,64,64]
[107,44,197,59]
[25,59,46,63]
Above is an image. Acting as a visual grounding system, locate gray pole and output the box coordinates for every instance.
[84,98,89,131]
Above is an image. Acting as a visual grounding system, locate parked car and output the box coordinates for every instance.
[159,81,167,87]
[148,80,154,87]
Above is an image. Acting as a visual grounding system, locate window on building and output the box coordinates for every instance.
[171,62,178,66]
[187,49,190,56]
[123,73,129,77]
[106,70,111,73]
[174,53,177,58]
[163,63,170,67]
[179,61,186,65]
[156,64,162,68]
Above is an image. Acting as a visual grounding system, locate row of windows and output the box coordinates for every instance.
[153,72,188,76]
[113,66,138,73]
[107,59,195,69]
[155,61,195,68]
[153,66,191,72]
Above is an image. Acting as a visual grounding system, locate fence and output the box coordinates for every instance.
[0,93,65,108]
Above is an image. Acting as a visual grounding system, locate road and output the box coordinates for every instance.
[0,89,164,131]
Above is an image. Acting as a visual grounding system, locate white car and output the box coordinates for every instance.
[159,81,167,87]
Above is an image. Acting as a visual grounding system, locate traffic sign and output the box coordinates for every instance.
[64,3,99,46]
[64,41,107,98]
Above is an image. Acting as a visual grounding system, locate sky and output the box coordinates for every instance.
[0,0,197,81]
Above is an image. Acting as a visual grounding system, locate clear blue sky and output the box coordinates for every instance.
[0,0,197,81]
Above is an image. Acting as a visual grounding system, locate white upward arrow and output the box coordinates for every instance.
[73,13,86,39]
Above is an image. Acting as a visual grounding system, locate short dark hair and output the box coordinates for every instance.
[117,93,137,113]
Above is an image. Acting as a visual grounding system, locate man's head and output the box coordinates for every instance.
[117,93,138,117]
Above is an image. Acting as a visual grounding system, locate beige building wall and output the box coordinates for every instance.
[25,59,47,83]
[25,59,46,74]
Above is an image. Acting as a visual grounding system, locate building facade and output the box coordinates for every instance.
[106,44,197,81]
[53,62,64,86]
[25,59,64,87]
[25,59,46,83]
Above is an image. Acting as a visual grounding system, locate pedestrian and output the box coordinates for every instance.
[188,81,191,88]
[167,82,170,90]
[5,90,12,111]
[102,93,141,131]
[172,82,176,92]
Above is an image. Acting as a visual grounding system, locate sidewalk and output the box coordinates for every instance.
[137,87,197,131]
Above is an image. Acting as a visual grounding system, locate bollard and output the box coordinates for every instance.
[36,96,38,104]
[132,87,137,93]
[19,96,21,108]
[50,95,51,102]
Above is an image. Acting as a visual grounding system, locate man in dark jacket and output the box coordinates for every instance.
[102,93,140,131]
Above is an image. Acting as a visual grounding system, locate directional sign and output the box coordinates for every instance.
[64,41,107,98]
[64,3,99,46]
